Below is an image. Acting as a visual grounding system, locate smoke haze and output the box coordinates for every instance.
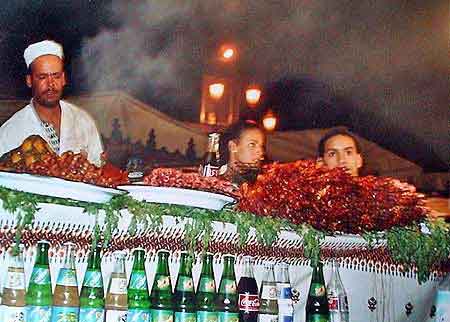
[0,0,447,169]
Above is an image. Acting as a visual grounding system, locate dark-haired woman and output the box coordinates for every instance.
[219,121,266,184]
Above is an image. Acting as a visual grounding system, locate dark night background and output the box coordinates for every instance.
[0,1,447,172]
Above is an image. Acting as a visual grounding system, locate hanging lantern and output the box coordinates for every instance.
[263,110,277,131]
[223,48,234,59]
[245,87,261,106]
[219,44,237,62]
[209,83,225,99]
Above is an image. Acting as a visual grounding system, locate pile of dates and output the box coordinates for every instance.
[0,135,128,188]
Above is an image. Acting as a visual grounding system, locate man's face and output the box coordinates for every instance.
[26,55,66,108]
[320,134,362,176]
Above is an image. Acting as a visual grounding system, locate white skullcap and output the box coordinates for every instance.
[23,40,64,68]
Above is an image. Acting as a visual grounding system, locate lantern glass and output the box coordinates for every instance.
[263,111,277,131]
[223,48,234,59]
[209,83,225,99]
[246,88,261,106]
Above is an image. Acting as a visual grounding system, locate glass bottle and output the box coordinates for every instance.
[428,273,450,321]
[52,242,80,322]
[216,255,239,322]
[305,262,329,322]
[26,241,53,322]
[237,256,259,322]
[174,252,196,322]
[258,263,278,322]
[105,250,128,321]
[326,260,349,322]
[128,248,151,322]
[2,245,26,322]
[275,263,293,322]
[200,133,221,177]
[79,245,105,322]
[151,250,174,322]
[196,253,218,322]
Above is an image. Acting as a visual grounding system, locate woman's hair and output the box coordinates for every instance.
[219,120,264,164]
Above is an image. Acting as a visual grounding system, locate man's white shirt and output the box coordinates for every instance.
[0,100,104,165]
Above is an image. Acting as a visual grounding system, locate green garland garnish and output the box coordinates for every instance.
[0,186,448,283]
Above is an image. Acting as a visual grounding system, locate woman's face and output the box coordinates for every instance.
[230,128,265,164]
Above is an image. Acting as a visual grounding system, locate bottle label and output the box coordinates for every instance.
[79,307,105,322]
[2,305,26,322]
[278,315,293,322]
[26,306,52,322]
[154,275,171,291]
[306,314,329,322]
[175,311,196,322]
[277,304,294,316]
[105,309,128,322]
[152,309,174,322]
[176,276,194,292]
[218,311,239,322]
[258,313,278,322]
[56,268,77,287]
[198,277,216,293]
[127,308,151,322]
[260,284,277,300]
[276,283,292,299]
[109,277,128,294]
[434,290,450,320]
[83,270,103,288]
[6,271,25,289]
[219,278,237,295]
[327,294,349,312]
[197,311,218,322]
[51,306,79,322]
[328,296,339,311]
[30,267,51,285]
[310,283,326,297]
[277,299,293,308]
[129,271,148,290]
[238,294,260,312]
[202,164,219,177]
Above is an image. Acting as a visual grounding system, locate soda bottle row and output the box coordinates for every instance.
[1,240,349,322]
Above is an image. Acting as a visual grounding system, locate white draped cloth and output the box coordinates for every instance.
[0,100,103,165]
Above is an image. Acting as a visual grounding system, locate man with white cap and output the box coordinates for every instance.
[0,40,103,165]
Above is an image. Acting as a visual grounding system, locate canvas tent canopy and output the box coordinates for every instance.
[0,91,443,191]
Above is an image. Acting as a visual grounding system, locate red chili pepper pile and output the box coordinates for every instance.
[238,160,427,233]
[143,168,239,197]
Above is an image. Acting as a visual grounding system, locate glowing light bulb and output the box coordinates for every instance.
[209,83,225,99]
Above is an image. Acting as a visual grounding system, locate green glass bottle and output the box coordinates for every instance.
[305,262,330,322]
[26,241,53,322]
[151,250,174,322]
[216,255,238,322]
[196,253,218,322]
[79,245,105,322]
[128,248,151,322]
[174,252,196,322]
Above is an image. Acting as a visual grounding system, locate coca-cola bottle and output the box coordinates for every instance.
[200,133,221,177]
[326,260,349,322]
[237,256,259,322]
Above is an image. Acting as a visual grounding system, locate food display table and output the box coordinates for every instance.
[0,200,441,322]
